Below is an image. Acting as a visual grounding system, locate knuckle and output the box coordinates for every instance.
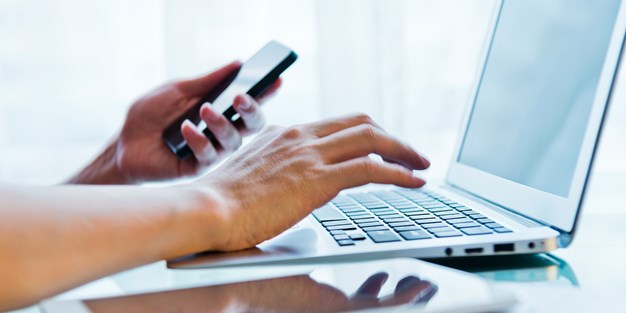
[353,112,375,125]
[360,159,379,175]
[281,126,305,140]
[358,124,378,142]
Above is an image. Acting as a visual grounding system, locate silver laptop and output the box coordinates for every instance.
[169,0,626,269]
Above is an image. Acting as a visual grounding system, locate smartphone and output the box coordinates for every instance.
[163,41,298,159]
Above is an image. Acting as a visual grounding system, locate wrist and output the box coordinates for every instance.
[161,184,232,258]
[67,140,127,185]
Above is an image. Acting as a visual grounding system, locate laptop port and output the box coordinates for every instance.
[464,247,484,254]
[494,243,515,253]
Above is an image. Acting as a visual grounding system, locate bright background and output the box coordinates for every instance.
[1,0,624,209]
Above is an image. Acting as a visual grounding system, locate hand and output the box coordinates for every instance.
[68,61,281,184]
[196,113,430,251]
[85,273,437,313]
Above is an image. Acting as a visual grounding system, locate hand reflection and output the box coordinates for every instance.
[86,272,437,313]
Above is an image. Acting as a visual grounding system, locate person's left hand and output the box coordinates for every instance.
[68,61,281,184]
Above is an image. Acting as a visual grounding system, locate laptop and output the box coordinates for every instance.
[169,0,626,269]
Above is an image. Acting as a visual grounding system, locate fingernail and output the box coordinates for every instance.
[202,105,221,122]
[420,156,430,168]
[182,119,193,129]
[237,95,252,111]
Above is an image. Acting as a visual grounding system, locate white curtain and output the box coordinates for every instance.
[0,0,624,185]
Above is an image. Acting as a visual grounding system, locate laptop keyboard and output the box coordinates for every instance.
[312,189,512,247]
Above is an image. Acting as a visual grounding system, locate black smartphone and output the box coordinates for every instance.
[163,41,298,159]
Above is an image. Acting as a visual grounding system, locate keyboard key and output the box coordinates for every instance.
[377,213,402,218]
[357,222,384,228]
[341,208,365,213]
[405,212,431,217]
[428,207,453,213]
[362,226,390,232]
[415,218,441,224]
[421,222,448,229]
[372,210,400,216]
[410,215,436,220]
[363,203,389,209]
[353,218,378,224]
[382,217,408,223]
[333,234,350,241]
[393,226,421,232]
[441,214,466,220]
[453,221,481,228]
[398,208,426,213]
[461,226,493,236]
[367,230,401,243]
[399,230,432,240]
[493,227,513,233]
[337,240,355,246]
[329,230,346,236]
[433,230,463,238]
[484,222,503,229]
[387,221,415,227]
[326,225,357,231]
[349,233,367,240]
[390,203,417,209]
[313,206,346,222]
[432,210,458,216]
[349,214,373,220]
[427,225,456,232]
[467,213,486,220]
[476,218,495,224]
[322,220,351,227]
[447,218,473,225]
[455,206,473,212]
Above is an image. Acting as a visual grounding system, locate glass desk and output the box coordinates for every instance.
[13,173,626,313]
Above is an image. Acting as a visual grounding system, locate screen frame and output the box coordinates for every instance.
[446,0,626,233]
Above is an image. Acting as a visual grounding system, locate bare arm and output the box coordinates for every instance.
[0,114,429,310]
[0,184,220,310]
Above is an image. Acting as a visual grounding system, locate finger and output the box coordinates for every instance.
[200,104,242,153]
[233,94,266,135]
[316,124,430,170]
[381,277,436,307]
[330,157,426,190]
[304,113,384,138]
[255,78,283,104]
[176,61,241,97]
[354,273,389,298]
[181,120,218,167]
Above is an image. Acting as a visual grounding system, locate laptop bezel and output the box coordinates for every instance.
[445,0,626,233]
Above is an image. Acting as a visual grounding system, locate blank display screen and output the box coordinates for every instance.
[458,0,621,197]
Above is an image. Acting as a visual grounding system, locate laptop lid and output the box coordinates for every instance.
[446,0,626,234]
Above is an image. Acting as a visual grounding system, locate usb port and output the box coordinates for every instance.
[464,247,484,254]
[494,243,515,253]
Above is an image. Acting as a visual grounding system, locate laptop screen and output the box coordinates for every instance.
[458,0,621,197]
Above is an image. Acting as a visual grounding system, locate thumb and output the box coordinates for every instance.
[176,60,241,97]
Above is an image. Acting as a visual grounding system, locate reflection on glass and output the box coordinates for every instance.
[84,273,437,313]
[459,0,621,197]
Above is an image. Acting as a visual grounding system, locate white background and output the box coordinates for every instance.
[0,0,624,202]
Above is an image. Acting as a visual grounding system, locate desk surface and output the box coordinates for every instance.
[14,172,626,313]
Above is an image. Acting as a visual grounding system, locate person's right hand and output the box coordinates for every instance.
[195,113,430,251]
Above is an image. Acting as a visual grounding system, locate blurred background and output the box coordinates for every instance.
[0,0,624,210]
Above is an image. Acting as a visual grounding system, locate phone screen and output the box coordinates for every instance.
[163,41,297,158]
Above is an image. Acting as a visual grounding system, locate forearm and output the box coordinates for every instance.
[0,184,223,310]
